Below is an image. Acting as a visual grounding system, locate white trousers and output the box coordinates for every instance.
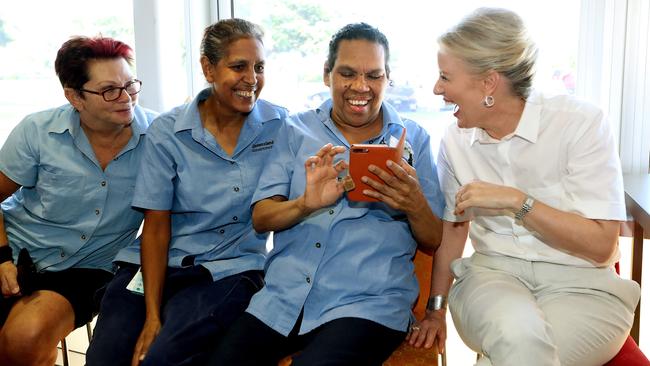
[448,253,640,366]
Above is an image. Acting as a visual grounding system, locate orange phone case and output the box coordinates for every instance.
[347,128,406,202]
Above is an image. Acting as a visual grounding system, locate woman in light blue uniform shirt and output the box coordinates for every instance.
[86,18,288,366]
[210,22,445,366]
[0,36,156,366]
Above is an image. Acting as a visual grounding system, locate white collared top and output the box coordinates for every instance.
[438,91,626,267]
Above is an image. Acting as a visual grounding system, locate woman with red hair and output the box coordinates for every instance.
[0,35,156,365]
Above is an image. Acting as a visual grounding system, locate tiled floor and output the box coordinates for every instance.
[56,237,650,366]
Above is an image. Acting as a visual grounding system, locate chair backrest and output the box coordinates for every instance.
[412,249,433,319]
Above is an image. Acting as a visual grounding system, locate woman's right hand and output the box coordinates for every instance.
[131,317,161,366]
[0,261,20,297]
[302,143,348,211]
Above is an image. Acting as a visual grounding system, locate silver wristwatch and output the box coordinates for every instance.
[515,196,535,221]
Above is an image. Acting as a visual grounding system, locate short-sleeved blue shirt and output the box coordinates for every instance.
[247,100,445,336]
[0,104,157,272]
[115,88,288,281]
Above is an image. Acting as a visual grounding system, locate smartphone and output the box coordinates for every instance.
[347,128,406,202]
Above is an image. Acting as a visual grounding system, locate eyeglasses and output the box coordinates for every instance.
[79,79,142,102]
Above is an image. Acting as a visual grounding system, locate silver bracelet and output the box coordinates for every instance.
[426,295,447,311]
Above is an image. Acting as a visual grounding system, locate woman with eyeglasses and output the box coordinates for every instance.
[0,36,156,365]
[86,18,287,366]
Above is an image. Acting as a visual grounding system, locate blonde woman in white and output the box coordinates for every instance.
[408,7,640,366]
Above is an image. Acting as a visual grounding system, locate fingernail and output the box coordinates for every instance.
[386,160,393,166]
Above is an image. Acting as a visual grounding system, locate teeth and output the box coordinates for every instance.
[348,99,368,106]
[453,104,459,112]
[235,90,255,98]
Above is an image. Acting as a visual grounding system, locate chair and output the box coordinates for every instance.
[602,262,650,365]
[60,322,93,366]
[279,249,445,366]
[383,249,445,366]
[604,336,650,365]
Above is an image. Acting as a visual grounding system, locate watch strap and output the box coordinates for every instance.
[0,245,13,264]
[515,196,535,221]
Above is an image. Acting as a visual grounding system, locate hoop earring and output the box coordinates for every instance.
[483,95,495,108]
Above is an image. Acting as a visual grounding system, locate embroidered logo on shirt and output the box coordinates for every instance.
[252,140,274,152]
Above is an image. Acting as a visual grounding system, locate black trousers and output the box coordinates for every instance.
[86,265,264,366]
[208,312,406,366]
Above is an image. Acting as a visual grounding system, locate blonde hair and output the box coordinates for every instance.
[438,8,537,98]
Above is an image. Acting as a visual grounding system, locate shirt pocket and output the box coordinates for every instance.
[107,174,143,232]
[36,168,87,224]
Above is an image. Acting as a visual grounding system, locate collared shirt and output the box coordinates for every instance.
[115,88,288,281]
[246,99,445,336]
[438,90,626,267]
[0,104,156,272]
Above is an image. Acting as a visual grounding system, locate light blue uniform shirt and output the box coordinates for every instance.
[115,88,288,281]
[247,100,445,336]
[0,104,156,272]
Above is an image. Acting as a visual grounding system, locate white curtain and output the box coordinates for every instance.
[578,0,650,174]
[619,0,650,174]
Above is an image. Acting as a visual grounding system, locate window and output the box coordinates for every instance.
[233,0,580,153]
[0,1,134,143]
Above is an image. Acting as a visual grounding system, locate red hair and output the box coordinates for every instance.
[55,36,134,90]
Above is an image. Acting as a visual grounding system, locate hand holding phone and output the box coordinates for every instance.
[347,128,406,202]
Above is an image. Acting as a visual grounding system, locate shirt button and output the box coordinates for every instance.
[232,216,238,221]
[95,209,100,215]
[219,229,225,234]
[233,186,240,192]
[315,242,321,248]
[306,277,311,284]
[101,181,106,187]
[328,209,334,215]
[81,234,87,240]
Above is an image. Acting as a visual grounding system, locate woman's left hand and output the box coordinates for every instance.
[454,180,524,215]
[406,309,446,352]
[361,159,426,214]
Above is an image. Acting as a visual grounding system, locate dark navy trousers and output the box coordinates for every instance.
[208,312,406,366]
[86,264,263,366]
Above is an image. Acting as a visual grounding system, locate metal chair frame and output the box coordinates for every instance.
[60,322,92,366]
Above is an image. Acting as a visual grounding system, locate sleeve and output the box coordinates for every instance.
[131,117,177,210]
[562,109,626,220]
[436,131,471,222]
[0,117,40,187]
[409,125,445,219]
[251,118,295,206]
